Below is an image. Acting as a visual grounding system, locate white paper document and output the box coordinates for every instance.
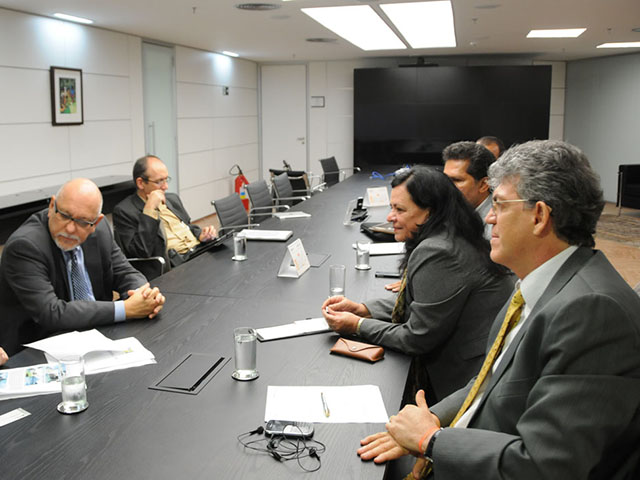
[256,318,330,341]
[1,330,156,402]
[352,242,405,255]
[239,229,293,241]
[364,187,390,207]
[265,385,388,423]
[274,211,311,219]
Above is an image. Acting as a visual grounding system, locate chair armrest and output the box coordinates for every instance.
[127,256,167,281]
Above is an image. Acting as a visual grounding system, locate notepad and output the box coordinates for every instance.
[352,242,405,255]
[238,229,293,241]
[256,318,330,342]
[274,211,311,219]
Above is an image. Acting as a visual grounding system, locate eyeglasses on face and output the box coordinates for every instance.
[490,197,531,214]
[142,176,171,187]
[54,201,99,229]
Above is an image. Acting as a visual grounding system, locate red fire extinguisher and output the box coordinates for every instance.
[230,164,250,211]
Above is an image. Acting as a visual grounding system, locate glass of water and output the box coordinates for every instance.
[232,327,259,381]
[355,241,371,270]
[232,232,247,261]
[56,355,88,414]
[329,264,346,297]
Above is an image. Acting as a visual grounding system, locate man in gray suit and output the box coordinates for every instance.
[443,141,496,240]
[358,140,640,479]
[0,178,165,355]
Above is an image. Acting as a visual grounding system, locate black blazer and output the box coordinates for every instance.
[0,210,146,355]
[112,192,202,267]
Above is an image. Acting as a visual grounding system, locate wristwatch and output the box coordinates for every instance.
[424,428,443,462]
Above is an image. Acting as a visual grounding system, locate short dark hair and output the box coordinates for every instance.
[488,140,604,248]
[132,155,158,184]
[442,141,496,181]
[391,165,506,275]
[477,136,505,157]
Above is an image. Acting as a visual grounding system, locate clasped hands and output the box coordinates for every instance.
[358,390,441,479]
[124,282,165,319]
[321,295,370,334]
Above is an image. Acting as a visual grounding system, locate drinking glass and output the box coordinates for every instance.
[56,355,89,414]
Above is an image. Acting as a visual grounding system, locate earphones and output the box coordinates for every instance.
[237,426,326,472]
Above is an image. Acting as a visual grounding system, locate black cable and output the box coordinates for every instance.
[237,429,326,473]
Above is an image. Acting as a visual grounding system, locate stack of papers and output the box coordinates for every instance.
[256,318,330,341]
[0,330,155,402]
[274,211,311,219]
[238,229,293,241]
[352,242,405,255]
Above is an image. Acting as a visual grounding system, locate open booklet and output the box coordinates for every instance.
[0,330,155,402]
[255,318,331,342]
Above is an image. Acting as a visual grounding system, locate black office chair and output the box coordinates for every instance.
[271,172,310,207]
[113,229,167,281]
[616,164,640,215]
[211,193,259,234]
[245,180,290,223]
[319,156,361,187]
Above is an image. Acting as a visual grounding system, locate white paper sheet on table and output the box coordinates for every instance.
[256,318,330,341]
[274,211,311,219]
[264,385,388,423]
[352,242,405,256]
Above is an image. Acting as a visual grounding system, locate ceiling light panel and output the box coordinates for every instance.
[53,13,94,24]
[527,28,586,38]
[381,1,456,48]
[597,42,640,48]
[301,5,406,51]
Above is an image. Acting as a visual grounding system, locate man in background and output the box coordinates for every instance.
[477,135,505,159]
[113,155,217,268]
[0,178,165,355]
[443,141,496,240]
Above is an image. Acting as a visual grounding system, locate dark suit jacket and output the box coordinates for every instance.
[112,192,202,267]
[361,230,514,403]
[430,247,640,479]
[0,210,146,355]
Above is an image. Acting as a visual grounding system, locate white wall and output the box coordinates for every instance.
[175,46,259,220]
[0,9,144,196]
[564,52,640,203]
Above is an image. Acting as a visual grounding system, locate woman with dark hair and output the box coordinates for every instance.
[322,166,514,404]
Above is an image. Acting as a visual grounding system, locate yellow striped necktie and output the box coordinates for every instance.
[404,289,525,480]
[449,289,525,427]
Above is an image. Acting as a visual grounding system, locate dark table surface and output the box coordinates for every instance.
[0,174,411,480]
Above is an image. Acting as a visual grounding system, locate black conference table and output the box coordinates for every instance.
[0,173,412,479]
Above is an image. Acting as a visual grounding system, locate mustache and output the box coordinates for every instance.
[55,233,82,251]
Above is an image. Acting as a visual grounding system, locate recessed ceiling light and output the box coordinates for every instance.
[597,42,640,48]
[53,13,94,24]
[301,6,405,51]
[527,28,586,38]
[222,51,240,57]
[380,1,456,49]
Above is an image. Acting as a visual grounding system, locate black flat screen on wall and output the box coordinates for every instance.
[354,65,552,168]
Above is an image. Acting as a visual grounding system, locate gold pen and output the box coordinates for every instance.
[321,392,330,418]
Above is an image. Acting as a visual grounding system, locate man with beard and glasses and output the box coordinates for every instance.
[0,178,165,355]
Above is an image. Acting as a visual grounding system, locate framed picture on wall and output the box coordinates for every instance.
[50,66,84,126]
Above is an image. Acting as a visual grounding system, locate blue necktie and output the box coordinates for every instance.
[70,249,92,301]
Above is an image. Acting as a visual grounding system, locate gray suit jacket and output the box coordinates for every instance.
[112,192,202,267]
[360,230,514,403]
[0,210,146,355]
[430,247,640,479]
